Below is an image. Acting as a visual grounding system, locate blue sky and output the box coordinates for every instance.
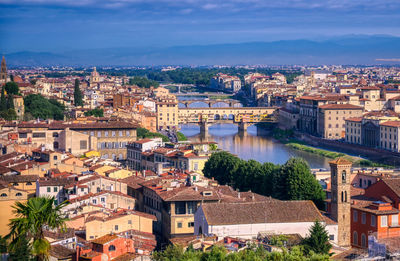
[1,0,400,52]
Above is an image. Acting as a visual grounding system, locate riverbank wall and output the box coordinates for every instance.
[295,132,400,166]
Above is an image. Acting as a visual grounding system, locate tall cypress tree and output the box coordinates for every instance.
[7,94,14,109]
[73,78,83,107]
[0,87,6,111]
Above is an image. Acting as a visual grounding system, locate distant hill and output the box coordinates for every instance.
[4,35,400,66]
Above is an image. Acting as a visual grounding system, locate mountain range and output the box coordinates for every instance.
[3,35,400,66]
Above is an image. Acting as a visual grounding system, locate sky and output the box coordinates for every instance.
[1,0,400,53]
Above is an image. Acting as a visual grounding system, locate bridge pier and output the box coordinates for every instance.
[200,121,209,136]
[238,122,250,132]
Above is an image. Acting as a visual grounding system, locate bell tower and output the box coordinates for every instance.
[330,158,352,247]
[0,56,7,83]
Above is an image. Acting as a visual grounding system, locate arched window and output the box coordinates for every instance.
[361,234,366,247]
[26,182,32,186]
[52,132,59,138]
[199,226,203,235]
[53,141,59,150]
[353,231,358,245]
[342,170,347,183]
[345,191,348,202]
[108,245,116,251]
[0,193,7,197]
[341,191,344,202]
[16,193,22,197]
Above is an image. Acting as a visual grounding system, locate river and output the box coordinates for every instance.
[177,95,332,169]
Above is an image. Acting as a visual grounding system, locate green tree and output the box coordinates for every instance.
[4,82,19,95]
[8,197,69,261]
[137,127,169,142]
[84,108,104,117]
[7,94,14,109]
[24,94,65,120]
[0,87,6,111]
[9,235,33,261]
[0,108,17,121]
[73,78,83,107]
[303,220,332,255]
[203,151,242,186]
[276,158,325,208]
[176,132,187,141]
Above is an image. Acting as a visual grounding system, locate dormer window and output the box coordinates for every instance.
[203,191,213,196]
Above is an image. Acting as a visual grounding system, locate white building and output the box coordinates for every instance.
[194,200,338,244]
[126,138,163,170]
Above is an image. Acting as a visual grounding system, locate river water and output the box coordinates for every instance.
[178,96,332,169]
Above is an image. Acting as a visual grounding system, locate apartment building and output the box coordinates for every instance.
[10,120,137,159]
[317,104,363,139]
[210,73,242,93]
[156,97,179,130]
[345,117,362,145]
[379,121,400,152]
[126,138,163,170]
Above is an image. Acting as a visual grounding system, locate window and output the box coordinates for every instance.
[329,234,334,241]
[194,163,198,171]
[112,131,116,137]
[128,220,132,225]
[361,234,366,247]
[108,245,116,251]
[26,182,32,186]
[177,222,182,228]
[362,213,366,224]
[54,187,58,192]
[392,215,399,226]
[101,197,105,203]
[187,201,197,214]
[47,187,51,193]
[92,199,97,204]
[32,132,46,138]
[16,193,22,197]
[175,202,186,215]
[353,210,358,222]
[0,193,7,197]
[104,131,109,137]
[19,133,27,138]
[90,131,94,136]
[80,140,87,150]
[126,131,130,137]
[97,131,102,137]
[342,170,347,183]
[53,155,58,160]
[381,216,388,227]
[52,132,59,137]
[353,231,358,245]
[119,131,123,137]
[188,222,195,227]
[115,225,118,231]
[371,215,376,227]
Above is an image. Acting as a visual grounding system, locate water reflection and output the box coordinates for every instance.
[179,123,331,169]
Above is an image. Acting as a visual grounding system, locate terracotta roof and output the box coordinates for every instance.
[91,234,118,245]
[49,244,75,259]
[345,117,363,122]
[329,158,353,165]
[319,104,363,110]
[382,178,400,197]
[380,121,400,128]
[201,200,324,226]
[0,174,38,183]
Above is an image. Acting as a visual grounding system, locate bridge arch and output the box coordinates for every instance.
[212,101,230,108]
[178,102,187,108]
[188,101,210,108]
[214,114,221,120]
[228,114,234,120]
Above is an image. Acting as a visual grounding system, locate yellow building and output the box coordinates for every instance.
[0,185,28,236]
[156,97,179,130]
[0,175,38,196]
[84,210,156,240]
[105,168,134,179]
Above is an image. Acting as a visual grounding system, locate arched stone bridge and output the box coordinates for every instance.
[178,99,242,108]
[178,107,278,132]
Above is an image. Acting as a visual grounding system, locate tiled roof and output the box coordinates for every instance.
[382,178,400,197]
[329,158,353,165]
[91,234,118,245]
[380,121,400,128]
[201,200,324,225]
[0,174,39,183]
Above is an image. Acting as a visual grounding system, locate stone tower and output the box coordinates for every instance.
[0,56,7,83]
[330,158,352,247]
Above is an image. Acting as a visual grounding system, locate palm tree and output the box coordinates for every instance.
[7,197,69,261]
